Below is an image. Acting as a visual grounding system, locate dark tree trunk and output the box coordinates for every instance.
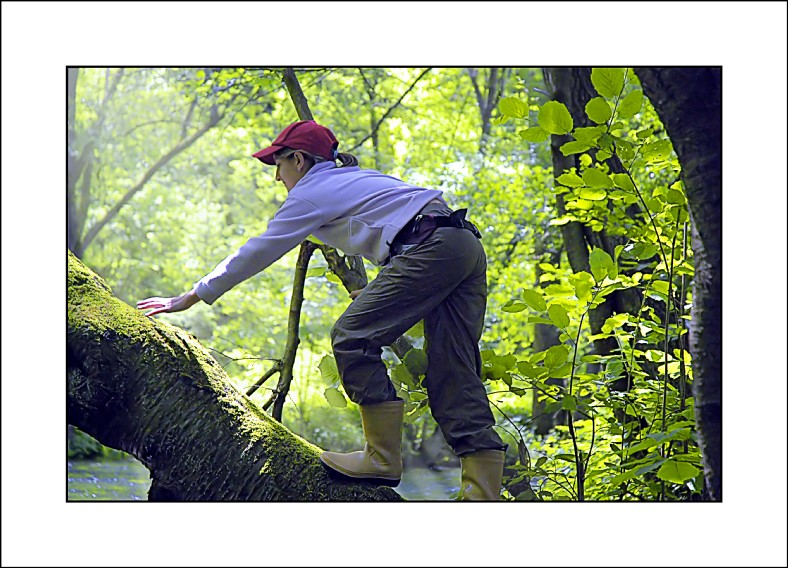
[543,67,618,365]
[635,67,722,501]
[67,251,401,502]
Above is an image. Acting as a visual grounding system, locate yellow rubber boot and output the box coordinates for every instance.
[460,449,505,500]
[320,400,404,486]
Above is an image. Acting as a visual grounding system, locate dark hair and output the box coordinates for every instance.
[275,147,358,168]
[335,152,358,167]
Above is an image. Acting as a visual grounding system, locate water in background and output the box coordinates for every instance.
[67,458,151,501]
[67,455,459,501]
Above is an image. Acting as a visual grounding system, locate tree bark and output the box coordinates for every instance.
[467,68,508,155]
[635,67,722,501]
[270,240,317,420]
[67,251,402,502]
[543,67,618,364]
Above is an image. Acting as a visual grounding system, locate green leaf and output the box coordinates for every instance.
[610,458,667,486]
[545,284,576,297]
[548,304,570,329]
[611,173,635,191]
[666,188,686,205]
[615,138,636,162]
[646,349,666,362]
[589,247,614,282]
[515,487,539,501]
[574,125,606,144]
[647,197,664,214]
[617,89,643,119]
[651,280,670,295]
[549,215,576,226]
[499,97,529,118]
[392,363,416,389]
[569,272,594,302]
[519,127,550,142]
[325,271,342,284]
[636,127,654,140]
[498,354,517,371]
[561,394,577,411]
[521,289,547,312]
[582,168,614,189]
[551,362,573,379]
[502,299,527,313]
[602,313,629,334]
[538,101,573,135]
[555,453,575,462]
[516,360,541,378]
[642,139,672,162]
[557,172,585,188]
[657,459,700,484]
[323,387,347,408]
[630,243,658,260]
[545,345,569,369]
[404,349,428,376]
[305,267,326,278]
[591,68,626,98]
[585,96,612,124]
[318,355,340,383]
[405,320,424,338]
[577,187,607,201]
[668,205,689,223]
[560,141,591,156]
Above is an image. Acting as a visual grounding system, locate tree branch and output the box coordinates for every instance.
[271,240,317,421]
[347,68,432,153]
[246,362,282,397]
[282,67,314,121]
[78,107,223,255]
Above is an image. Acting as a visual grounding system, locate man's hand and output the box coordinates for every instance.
[349,288,365,300]
[137,289,201,317]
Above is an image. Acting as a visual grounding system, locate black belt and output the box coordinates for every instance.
[391,208,482,249]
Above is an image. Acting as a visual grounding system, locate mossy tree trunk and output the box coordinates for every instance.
[66,250,402,502]
[635,67,722,501]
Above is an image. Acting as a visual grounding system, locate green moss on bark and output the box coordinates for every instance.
[67,250,402,501]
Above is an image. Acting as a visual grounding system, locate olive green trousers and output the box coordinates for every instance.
[330,204,506,456]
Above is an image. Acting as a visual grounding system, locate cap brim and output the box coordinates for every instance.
[251,145,281,165]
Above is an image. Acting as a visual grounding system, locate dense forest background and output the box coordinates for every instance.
[66,64,715,498]
[5,3,787,568]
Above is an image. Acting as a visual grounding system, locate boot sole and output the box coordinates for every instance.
[320,457,401,487]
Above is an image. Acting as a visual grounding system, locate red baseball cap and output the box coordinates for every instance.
[252,120,339,165]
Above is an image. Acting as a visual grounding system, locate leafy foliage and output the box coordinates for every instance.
[494,67,699,501]
[69,67,700,500]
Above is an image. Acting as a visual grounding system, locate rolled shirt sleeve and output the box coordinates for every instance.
[194,196,324,305]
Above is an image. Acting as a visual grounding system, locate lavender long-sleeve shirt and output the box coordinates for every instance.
[194,161,444,304]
